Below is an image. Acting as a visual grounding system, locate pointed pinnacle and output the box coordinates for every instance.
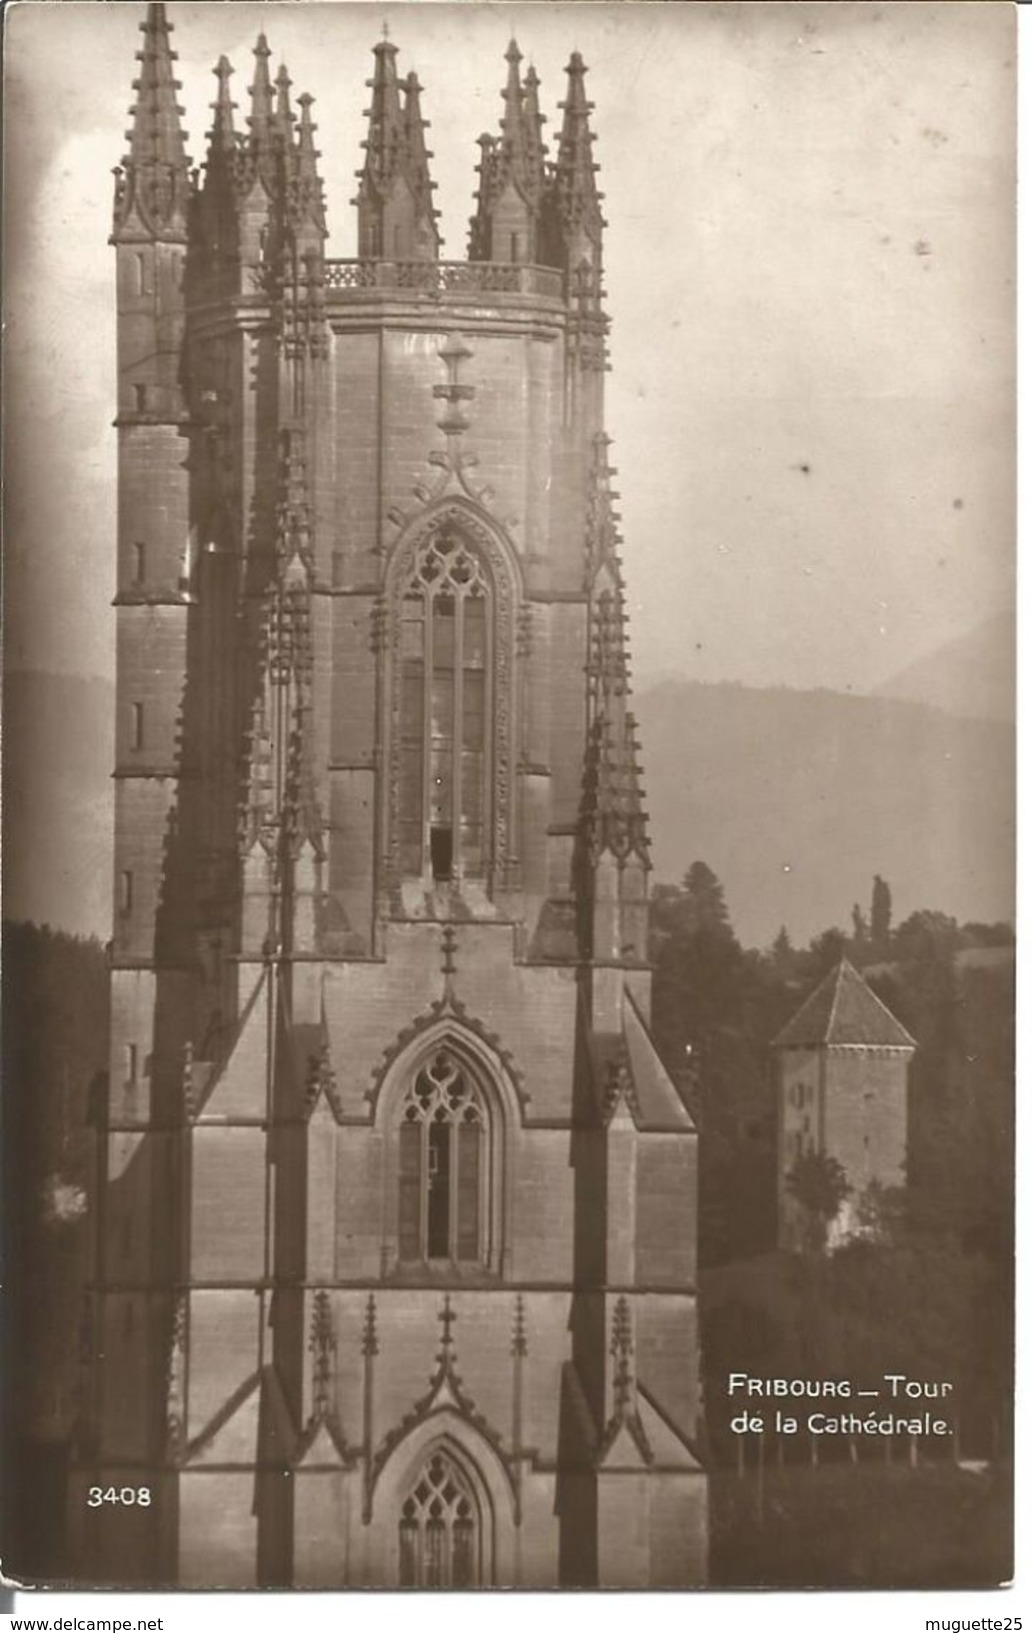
[210,55,236,149]
[297,91,317,157]
[363,34,404,186]
[275,62,294,140]
[115,0,191,240]
[501,38,525,143]
[249,33,275,143]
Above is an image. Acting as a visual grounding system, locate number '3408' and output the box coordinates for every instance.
[87,1487,151,1507]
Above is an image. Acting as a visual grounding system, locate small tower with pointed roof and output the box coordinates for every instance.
[772,959,916,1250]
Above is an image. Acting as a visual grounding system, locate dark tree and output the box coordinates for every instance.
[870,873,892,949]
[770,924,795,977]
[650,865,784,1266]
[786,1151,851,1251]
[804,925,848,980]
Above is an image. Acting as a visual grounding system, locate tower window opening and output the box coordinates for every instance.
[397,530,491,882]
[119,870,134,916]
[124,1043,138,1084]
[398,1051,486,1265]
[134,383,147,414]
[131,702,144,751]
[430,826,453,882]
[132,542,146,585]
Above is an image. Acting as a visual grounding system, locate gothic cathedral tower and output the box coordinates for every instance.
[76,4,707,1588]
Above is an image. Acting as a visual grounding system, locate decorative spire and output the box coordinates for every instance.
[210,55,236,153]
[305,1041,342,1119]
[579,436,650,875]
[602,1046,642,1125]
[309,1289,337,1420]
[274,62,294,146]
[500,39,528,168]
[247,33,275,164]
[295,93,327,236]
[469,40,546,262]
[581,712,648,870]
[437,1293,457,1367]
[359,37,405,198]
[585,435,630,694]
[112,1,191,241]
[402,72,441,250]
[597,1295,653,1464]
[522,64,548,205]
[362,1293,379,1358]
[355,39,439,260]
[239,424,323,869]
[276,425,314,577]
[182,1038,196,1118]
[511,1293,528,1359]
[610,1295,634,1414]
[553,51,604,239]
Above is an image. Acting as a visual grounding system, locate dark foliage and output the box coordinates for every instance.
[2,921,109,1578]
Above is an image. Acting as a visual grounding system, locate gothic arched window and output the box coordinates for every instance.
[398,1052,486,1265]
[398,529,491,883]
[399,1449,479,1587]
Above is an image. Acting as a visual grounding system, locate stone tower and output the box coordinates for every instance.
[773,958,916,1251]
[74,3,706,1588]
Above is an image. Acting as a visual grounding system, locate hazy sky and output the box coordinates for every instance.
[4,0,1016,693]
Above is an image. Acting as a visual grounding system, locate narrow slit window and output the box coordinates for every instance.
[134,383,147,414]
[124,1043,138,1084]
[119,870,134,916]
[132,542,146,585]
[131,702,144,751]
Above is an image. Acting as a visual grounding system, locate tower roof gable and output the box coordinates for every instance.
[773,958,916,1050]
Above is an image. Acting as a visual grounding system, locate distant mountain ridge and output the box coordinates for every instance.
[872,611,1014,722]
[3,671,1014,953]
[635,679,1013,948]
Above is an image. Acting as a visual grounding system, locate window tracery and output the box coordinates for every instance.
[398,1449,479,1587]
[398,528,492,882]
[398,1051,486,1264]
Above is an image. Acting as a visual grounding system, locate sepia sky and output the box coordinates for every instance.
[4,0,1016,695]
